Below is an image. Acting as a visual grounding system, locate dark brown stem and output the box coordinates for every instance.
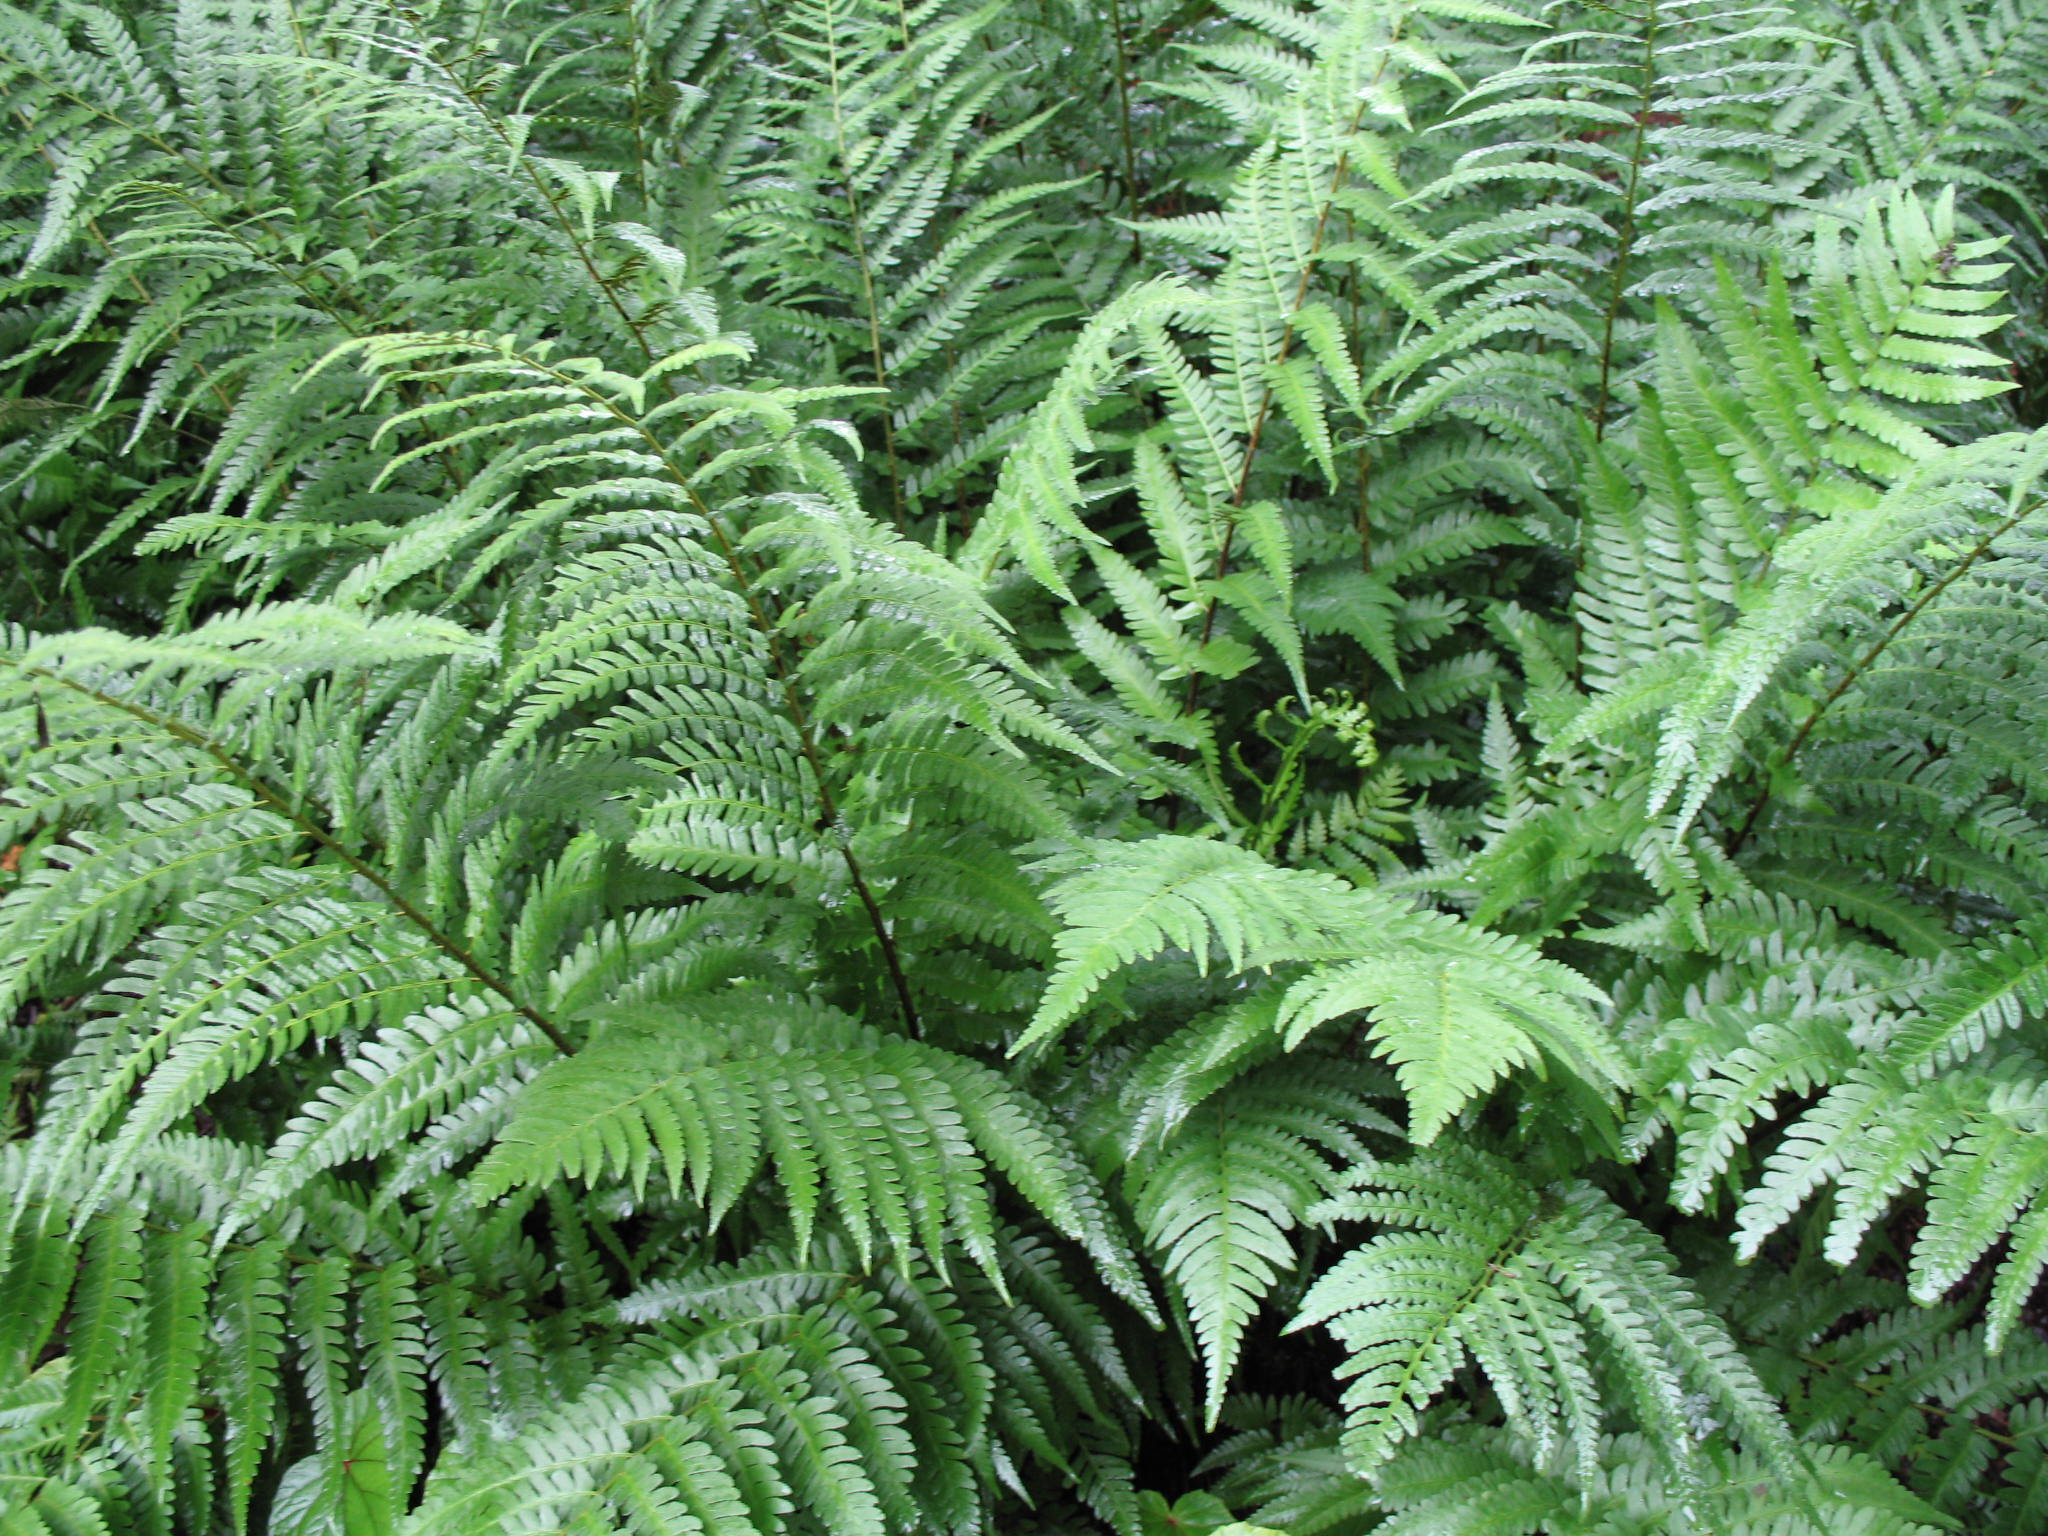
[430,56,660,365]
[840,842,921,1037]
[621,0,653,206]
[818,6,907,530]
[8,664,579,1056]
[1592,3,1660,440]
[1728,500,2037,853]
[1794,1350,2018,1450]
[1106,0,1147,262]
[517,356,923,1036]
[1177,85,1379,720]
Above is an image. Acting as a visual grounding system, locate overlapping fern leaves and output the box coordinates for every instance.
[3,0,2048,1532]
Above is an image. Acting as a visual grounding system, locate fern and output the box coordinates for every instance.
[3,0,2048,1530]
[1024,835,1625,1141]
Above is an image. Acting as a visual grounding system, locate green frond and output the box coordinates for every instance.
[1020,837,1362,1051]
[1295,1150,1799,1489]
[56,1203,144,1453]
[211,1240,288,1535]
[469,996,1133,1291]
[1027,835,1620,1137]
[1129,1059,1386,1425]
[5,0,2048,1527]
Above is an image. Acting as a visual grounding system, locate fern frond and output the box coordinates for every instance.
[1295,1149,1799,1490]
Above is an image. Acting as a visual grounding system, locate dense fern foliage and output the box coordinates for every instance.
[3,0,2048,1530]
